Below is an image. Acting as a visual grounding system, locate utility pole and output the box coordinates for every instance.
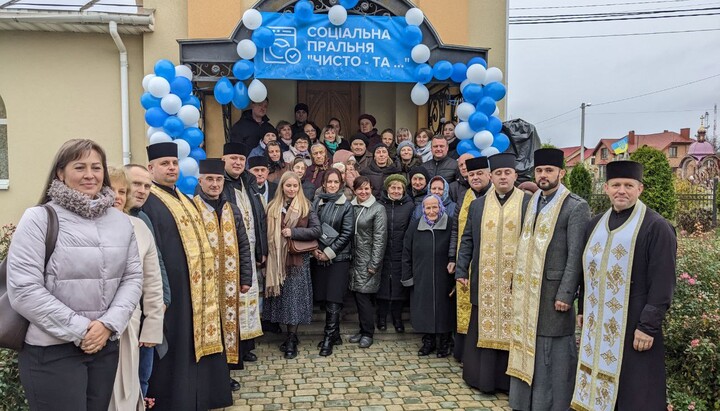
[580,102,591,163]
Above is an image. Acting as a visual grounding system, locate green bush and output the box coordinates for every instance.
[665,232,720,410]
[567,163,592,201]
[0,223,28,411]
[630,146,677,220]
[676,208,714,234]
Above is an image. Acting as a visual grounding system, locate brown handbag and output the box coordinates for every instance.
[287,238,318,254]
[0,205,59,350]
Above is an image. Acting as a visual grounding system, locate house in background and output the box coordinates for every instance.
[560,145,594,172]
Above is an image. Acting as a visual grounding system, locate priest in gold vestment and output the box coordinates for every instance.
[455,153,531,394]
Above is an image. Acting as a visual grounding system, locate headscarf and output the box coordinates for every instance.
[421,193,446,227]
[429,176,451,205]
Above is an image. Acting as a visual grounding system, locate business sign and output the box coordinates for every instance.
[255,12,419,83]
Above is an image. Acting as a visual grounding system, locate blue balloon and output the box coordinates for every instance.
[484,82,507,101]
[177,176,198,195]
[154,59,176,81]
[232,81,250,110]
[181,127,204,148]
[492,133,510,152]
[182,95,201,109]
[145,107,168,127]
[340,0,359,8]
[414,64,433,84]
[214,77,234,105]
[467,56,487,68]
[170,77,192,99]
[451,62,467,83]
[462,83,483,104]
[163,116,185,137]
[190,147,207,161]
[403,26,422,47]
[232,60,255,81]
[432,60,453,81]
[456,139,476,156]
[295,0,314,24]
[468,111,489,132]
[140,92,161,110]
[487,116,503,135]
[466,150,481,158]
[476,96,496,116]
[252,27,276,48]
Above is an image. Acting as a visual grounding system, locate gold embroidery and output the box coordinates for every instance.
[602,317,621,345]
[611,243,628,260]
[591,242,603,256]
[605,297,622,314]
[606,264,624,295]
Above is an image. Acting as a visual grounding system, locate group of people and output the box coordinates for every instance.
[3,99,677,411]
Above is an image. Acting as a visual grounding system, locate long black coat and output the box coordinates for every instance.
[579,207,676,410]
[377,192,415,301]
[401,214,457,334]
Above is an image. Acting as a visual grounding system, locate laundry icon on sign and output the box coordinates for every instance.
[263,26,302,64]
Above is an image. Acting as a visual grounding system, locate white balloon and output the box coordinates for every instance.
[190,122,199,129]
[405,7,424,26]
[466,64,487,84]
[460,79,470,92]
[473,130,494,150]
[175,139,191,159]
[484,67,503,85]
[142,74,155,91]
[455,122,474,140]
[411,44,430,64]
[149,131,173,145]
[456,102,476,121]
[242,9,263,30]
[493,106,500,117]
[160,94,183,115]
[237,39,257,60]
[177,105,200,126]
[248,79,268,103]
[481,147,500,157]
[146,126,162,139]
[148,76,171,98]
[328,5,347,26]
[178,157,199,177]
[175,65,193,81]
[410,83,429,106]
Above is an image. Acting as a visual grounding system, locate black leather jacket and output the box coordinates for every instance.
[312,191,354,262]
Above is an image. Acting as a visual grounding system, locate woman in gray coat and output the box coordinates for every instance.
[7,139,143,411]
[348,176,387,349]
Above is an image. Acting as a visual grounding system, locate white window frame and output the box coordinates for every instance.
[0,117,7,190]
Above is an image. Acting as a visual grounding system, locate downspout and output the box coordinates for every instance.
[109,20,131,165]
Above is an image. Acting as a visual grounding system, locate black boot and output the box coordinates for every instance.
[320,303,343,356]
[284,332,299,359]
[391,301,404,333]
[418,334,436,356]
[376,299,388,331]
[436,333,451,358]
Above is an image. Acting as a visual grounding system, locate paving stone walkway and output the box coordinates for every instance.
[221,331,510,411]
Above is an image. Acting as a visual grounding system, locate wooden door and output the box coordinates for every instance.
[297,81,360,137]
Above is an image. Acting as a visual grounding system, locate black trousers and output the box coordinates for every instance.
[353,291,375,337]
[18,341,119,411]
[376,299,403,321]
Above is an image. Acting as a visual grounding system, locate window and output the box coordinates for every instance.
[601,148,608,160]
[669,146,678,158]
[598,165,606,180]
[0,95,7,189]
[590,157,596,165]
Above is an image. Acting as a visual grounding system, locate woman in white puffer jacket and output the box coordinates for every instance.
[7,139,143,411]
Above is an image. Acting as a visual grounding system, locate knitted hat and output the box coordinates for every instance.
[333,149,354,165]
[372,143,389,154]
[397,140,415,153]
[384,174,408,190]
[358,113,377,126]
[349,133,369,147]
[292,132,311,145]
[408,166,430,182]
[294,103,309,113]
[259,122,278,137]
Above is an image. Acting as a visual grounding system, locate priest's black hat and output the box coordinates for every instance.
[606,160,643,182]
[223,142,250,157]
[488,153,516,171]
[146,142,178,161]
[465,156,489,172]
[247,155,269,169]
[534,148,564,168]
[199,158,225,175]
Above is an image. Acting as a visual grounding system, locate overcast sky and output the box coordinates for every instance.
[506,0,720,149]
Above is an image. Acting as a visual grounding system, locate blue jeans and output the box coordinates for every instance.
[138,346,154,397]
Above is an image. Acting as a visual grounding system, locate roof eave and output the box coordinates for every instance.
[0,10,154,34]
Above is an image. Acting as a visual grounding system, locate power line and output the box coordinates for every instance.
[539,115,582,130]
[589,108,712,114]
[509,27,720,40]
[510,6,720,19]
[510,0,694,10]
[510,10,720,24]
[593,73,720,106]
[535,107,578,125]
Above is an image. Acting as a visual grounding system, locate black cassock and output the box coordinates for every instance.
[143,184,233,411]
[580,205,676,411]
[401,214,457,333]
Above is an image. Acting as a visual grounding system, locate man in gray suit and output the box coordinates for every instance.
[506,148,591,410]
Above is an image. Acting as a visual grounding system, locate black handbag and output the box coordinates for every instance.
[318,222,339,247]
[0,205,58,350]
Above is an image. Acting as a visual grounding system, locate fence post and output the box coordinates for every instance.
[713,177,718,227]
